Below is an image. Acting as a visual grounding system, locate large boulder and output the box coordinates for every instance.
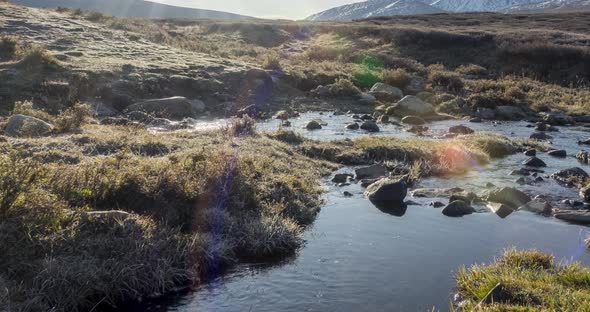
[519,199,552,215]
[551,167,589,188]
[355,164,388,180]
[369,83,403,101]
[365,177,408,205]
[387,96,435,117]
[540,111,574,126]
[486,187,531,208]
[487,202,515,219]
[495,106,524,120]
[4,114,52,137]
[125,96,205,120]
[547,149,566,158]
[442,200,476,217]
[476,108,496,120]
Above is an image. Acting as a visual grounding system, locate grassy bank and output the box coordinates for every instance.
[0,121,335,311]
[456,249,590,311]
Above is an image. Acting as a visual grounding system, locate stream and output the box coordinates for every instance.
[142,112,590,311]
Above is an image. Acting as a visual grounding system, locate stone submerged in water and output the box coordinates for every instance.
[332,173,353,184]
[431,201,445,208]
[524,149,536,157]
[4,114,53,137]
[487,187,531,208]
[448,125,475,135]
[401,115,426,125]
[554,210,590,224]
[305,120,322,130]
[547,149,566,158]
[551,167,589,188]
[364,177,408,205]
[345,123,359,130]
[442,200,476,217]
[355,164,388,180]
[360,121,380,132]
[522,156,546,167]
[530,132,553,141]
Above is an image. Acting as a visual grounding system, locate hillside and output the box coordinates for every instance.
[11,0,252,19]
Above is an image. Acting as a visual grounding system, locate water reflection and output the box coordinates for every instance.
[371,201,408,217]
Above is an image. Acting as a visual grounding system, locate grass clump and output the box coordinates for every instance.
[0,36,19,59]
[456,249,590,311]
[428,68,464,93]
[382,68,411,89]
[15,45,59,72]
[53,103,93,133]
[456,64,487,76]
[261,52,282,70]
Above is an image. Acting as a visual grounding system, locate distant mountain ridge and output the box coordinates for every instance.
[10,0,253,20]
[307,0,590,21]
[307,0,444,21]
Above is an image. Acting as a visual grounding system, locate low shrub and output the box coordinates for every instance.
[261,52,282,70]
[0,36,19,59]
[428,70,464,93]
[456,64,487,76]
[382,68,411,89]
[53,103,93,133]
[16,45,59,72]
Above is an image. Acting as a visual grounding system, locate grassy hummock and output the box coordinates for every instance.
[456,249,590,311]
[0,122,335,311]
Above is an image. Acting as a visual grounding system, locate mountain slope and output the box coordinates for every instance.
[307,0,445,21]
[10,0,253,19]
[430,0,540,12]
[506,0,590,12]
[308,0,590,21]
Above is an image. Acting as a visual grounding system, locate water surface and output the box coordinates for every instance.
[145,113,590,311]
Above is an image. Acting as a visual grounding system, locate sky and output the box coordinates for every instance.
[150,0,361,19]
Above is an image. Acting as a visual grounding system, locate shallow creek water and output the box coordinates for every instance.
[144,112,590,311]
